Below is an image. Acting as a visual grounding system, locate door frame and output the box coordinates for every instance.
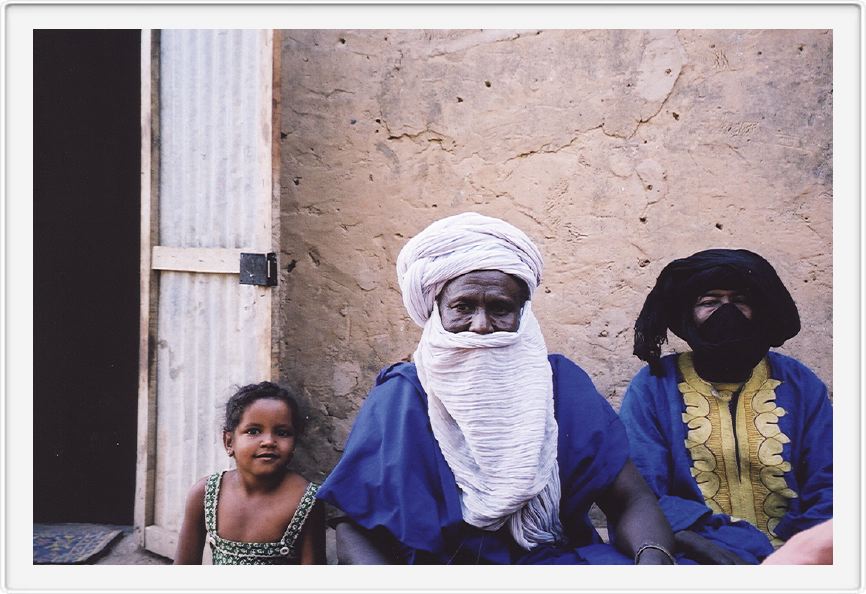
[134,28,159,547]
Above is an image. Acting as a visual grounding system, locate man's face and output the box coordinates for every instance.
[437,270,528,334]
[692,288,753,326]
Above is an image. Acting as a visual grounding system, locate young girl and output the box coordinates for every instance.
[174,381,325,564]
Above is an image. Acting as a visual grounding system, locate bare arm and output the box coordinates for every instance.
[173,478,208,564]
[596,460,675,564]
[299,500,327,565]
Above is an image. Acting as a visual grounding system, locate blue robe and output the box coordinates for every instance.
[318,354,635,564]
[619,351,832,563]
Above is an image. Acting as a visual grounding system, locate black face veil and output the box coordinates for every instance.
[633,249,801,378]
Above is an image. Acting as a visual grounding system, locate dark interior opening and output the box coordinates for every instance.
[34,30,141,524]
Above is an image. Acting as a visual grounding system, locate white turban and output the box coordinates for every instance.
[396,212,562,551]
[396,212,544,327]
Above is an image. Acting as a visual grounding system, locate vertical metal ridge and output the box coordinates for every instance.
[174,273,188,526]
[177,272,192,526]
[217,31,231,248]
[205,32,218,246]
[188,273,201,486]
[233,29,247,246]
[207,278,219,474]
[240,32,253,245]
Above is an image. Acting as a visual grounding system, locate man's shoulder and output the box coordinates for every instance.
[547,353,606,404]
[364,360,428,412]
[767,350,815,372]
[766,351,827,389]
[375,360,419,386]
[628,353,680,384]
[547,353,588,377]
[547,355,625,442]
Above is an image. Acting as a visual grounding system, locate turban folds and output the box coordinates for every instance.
[396,212,544,327]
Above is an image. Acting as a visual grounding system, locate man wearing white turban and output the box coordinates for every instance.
[317,212,675,564]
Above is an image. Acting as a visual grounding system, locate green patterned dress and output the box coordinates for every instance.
[204,470,319,565]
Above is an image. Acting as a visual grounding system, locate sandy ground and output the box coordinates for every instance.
[93,528,170,565]
[92,526,338,565]
[93,524,608,564]
[94,522,604,564]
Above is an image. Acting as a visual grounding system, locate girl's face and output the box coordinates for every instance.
[223,398,296,475]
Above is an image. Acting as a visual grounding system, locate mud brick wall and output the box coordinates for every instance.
[275,29,832,479]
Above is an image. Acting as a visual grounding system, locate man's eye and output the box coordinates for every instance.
[490,304,514,316]
[454,304,472,313]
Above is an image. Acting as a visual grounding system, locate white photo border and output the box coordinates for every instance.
[4,1,861,592]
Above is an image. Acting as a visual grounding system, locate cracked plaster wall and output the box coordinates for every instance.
[275,29,832,481]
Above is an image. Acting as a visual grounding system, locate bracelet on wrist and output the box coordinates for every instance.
[634,542,676,565]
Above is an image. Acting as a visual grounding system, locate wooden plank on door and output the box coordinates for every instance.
[151,246,245,273]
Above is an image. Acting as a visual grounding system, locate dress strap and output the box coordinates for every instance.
[280,482,319,559]
[203,471,226,535]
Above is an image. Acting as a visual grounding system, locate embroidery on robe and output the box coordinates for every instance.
[678,352,796,546]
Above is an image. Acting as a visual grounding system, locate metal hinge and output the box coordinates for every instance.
[239,252,278,286]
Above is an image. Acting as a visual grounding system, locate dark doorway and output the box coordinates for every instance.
[34,30,141,524]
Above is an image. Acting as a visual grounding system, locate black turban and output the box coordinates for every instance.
[633,248,801,376]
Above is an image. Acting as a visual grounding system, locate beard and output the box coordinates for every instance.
[412,302,563,550]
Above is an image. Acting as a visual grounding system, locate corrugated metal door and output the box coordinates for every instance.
[135,29,279,560]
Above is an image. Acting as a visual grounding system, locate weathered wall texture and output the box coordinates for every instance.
[275,29,832,480]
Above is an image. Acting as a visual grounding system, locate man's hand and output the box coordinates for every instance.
[674,530,749,564]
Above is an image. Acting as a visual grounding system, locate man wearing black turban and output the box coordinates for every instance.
[620,249,832,564]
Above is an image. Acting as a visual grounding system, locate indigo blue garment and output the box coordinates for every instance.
[318,354,633,564]
[620,351,832,563]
